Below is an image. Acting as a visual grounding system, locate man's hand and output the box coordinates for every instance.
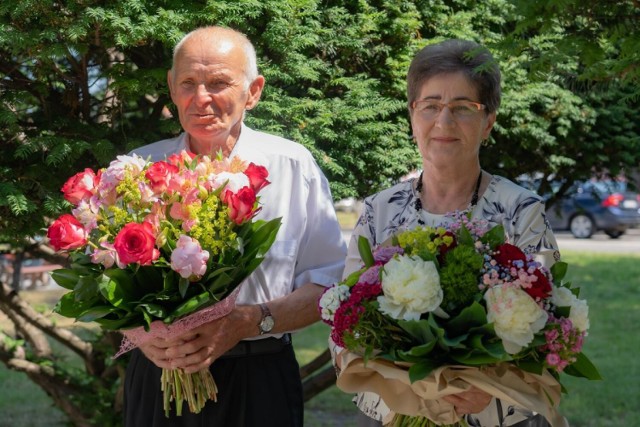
[139,304,259,373]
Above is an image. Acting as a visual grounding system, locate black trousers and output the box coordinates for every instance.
[123,340,303,427]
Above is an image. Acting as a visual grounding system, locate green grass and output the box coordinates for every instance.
[1,251,638,426]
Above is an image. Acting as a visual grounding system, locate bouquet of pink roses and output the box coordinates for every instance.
[47,150,280,416]
[320,212,600,427]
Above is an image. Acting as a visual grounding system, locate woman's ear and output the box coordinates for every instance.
[482,112,497,140]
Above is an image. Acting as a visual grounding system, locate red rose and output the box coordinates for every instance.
[526,269,552,300]
[166,151,196,166]
[47,214,87,251]
[145,161,179,193]
[244,163,270,193]
[114,222,160,266]
[61,168,99,205]
[493,243,527,266]
[223,187,257,225]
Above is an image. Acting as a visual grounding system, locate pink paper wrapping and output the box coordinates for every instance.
[336,350,569,427]
[114,286,241,358]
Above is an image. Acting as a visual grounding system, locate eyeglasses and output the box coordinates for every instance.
[412,99,486,120]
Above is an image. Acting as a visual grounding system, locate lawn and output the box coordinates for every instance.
[1,251,638,426]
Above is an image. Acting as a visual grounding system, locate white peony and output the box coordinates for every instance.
[318,285,351,322]
[377,255,442,321]
[485,285,548,354]
[551,286,590,332]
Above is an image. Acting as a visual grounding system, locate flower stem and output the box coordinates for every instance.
[390,414,469,427]
[161,368,218,417]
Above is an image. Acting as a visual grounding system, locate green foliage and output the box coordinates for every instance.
[2,0,639,244]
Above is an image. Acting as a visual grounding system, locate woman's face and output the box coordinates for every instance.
[410,71,495,169]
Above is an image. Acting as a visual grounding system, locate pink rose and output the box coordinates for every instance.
[223,187,257,225]
[244,163,270,193]
[113,222,160,266]
[47,214,87,251]
[170,235,210,280]
[61,168,99,205]
[145,161,179,193]
[166,151,196,166]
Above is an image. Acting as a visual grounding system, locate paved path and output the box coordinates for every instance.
[554,228,640,254]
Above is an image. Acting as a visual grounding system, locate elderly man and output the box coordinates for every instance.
[124,26,347,427]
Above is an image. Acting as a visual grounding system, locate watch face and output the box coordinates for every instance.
[260,316,275,333]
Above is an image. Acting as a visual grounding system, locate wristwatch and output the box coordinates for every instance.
[258,303,275,335]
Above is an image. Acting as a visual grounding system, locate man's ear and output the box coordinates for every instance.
[245,75,265,110]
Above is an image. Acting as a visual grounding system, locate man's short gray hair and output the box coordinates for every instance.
[171,26,259,90]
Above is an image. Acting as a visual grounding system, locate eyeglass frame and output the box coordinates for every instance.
[411,99,487,120]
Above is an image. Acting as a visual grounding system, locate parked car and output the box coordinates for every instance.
[519,177,640,239]
[334,197,362,213]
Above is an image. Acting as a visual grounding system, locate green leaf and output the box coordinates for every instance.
[77,306,117,322]
[481,224,506,248]
[136,303,167,318]
[168,291,212,321]
[564,352,603,380]
[445,301,488,336]
[73,275,100,301]
[398,319,435,344]
[178,277,189,298]
[358,235,375,267]
[99,269,136,309]
[54,292,95,318]
[50,268,81,290]
[408,360,440,383]
[456,224,475,246]
[398,341,437,359]
[516,360,545,375]
[550,261,568,282]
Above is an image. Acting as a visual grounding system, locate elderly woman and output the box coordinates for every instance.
[341,39,560,427]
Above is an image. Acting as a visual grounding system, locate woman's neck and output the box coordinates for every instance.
[417,167,484,215]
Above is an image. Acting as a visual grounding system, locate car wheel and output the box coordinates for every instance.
[604,229,625,239]
[569,214,594,238]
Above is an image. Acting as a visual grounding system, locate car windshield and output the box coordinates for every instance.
[583,180,628,196]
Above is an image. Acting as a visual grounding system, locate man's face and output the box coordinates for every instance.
[168,35,261,148]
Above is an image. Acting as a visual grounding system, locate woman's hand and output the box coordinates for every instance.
[442,386,492,415]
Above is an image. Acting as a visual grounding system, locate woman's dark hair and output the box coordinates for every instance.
[407,39,501,113]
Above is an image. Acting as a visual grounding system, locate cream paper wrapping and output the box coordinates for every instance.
[336,350,569,427]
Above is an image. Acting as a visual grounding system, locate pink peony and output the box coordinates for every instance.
[170,235,209,280]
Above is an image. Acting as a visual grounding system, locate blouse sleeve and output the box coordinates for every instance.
[509,198,561,269]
